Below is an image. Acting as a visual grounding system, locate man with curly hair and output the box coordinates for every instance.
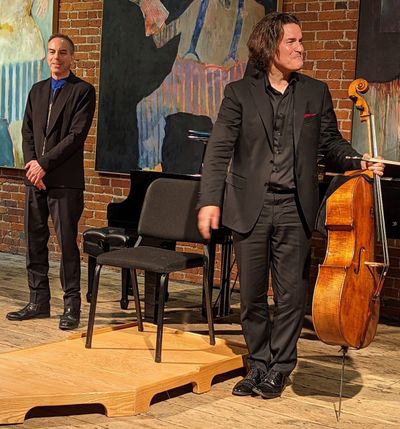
[198,12,383,399]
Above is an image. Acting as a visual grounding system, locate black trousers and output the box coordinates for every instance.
[24,186,84,309]
[233,190,310,376]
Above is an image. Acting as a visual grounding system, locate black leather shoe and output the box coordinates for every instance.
[6,303,50,321]
[252,369,287,399]
[59,308,80,330]
[232,368,265,396]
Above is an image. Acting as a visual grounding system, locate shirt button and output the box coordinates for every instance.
[273,167,278,172]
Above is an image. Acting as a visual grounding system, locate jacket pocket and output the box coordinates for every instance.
[303,113,320,125]
[225,172,246,189]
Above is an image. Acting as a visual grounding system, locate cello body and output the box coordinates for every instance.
[312,170,380,349]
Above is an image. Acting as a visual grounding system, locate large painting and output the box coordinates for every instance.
[96,0,282,174]
[0,0,58,168]
[351,0,399,162]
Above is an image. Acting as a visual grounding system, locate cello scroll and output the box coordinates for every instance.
[348,78,371,124]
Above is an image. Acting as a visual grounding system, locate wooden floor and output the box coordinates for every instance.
[1,252,399,428]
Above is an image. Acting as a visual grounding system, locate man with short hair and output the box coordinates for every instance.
[198,13,383,399]
[6,33,96,330]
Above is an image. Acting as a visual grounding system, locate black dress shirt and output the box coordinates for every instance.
[266,74,297,192]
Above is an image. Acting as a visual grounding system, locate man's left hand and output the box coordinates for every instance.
[361,153,385,176]
[25,160,46,189]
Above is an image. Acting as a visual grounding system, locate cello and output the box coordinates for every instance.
[312,78,389,418]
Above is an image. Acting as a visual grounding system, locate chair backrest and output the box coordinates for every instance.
[138,178,204,244]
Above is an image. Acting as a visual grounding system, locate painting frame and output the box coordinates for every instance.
[0,0,59,169]
[95,0,283,175]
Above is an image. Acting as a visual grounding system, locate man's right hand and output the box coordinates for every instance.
[25,160,46,190]
[198,206,220,240]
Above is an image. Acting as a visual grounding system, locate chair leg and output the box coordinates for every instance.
[203,245,216,345]
[130,268,143,332]
[86,256,96,303]
[120,268,130,310]
[85,264,102,348]
[202,240,216,317]
[155,273,168,363]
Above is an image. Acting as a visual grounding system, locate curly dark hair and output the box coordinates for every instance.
[247,12,300,73]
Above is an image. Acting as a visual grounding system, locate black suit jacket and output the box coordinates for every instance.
[199,68,362,234]
[22,72,96,189]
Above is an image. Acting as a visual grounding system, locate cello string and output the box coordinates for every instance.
[370,113,390,292]
[370,114,382,243]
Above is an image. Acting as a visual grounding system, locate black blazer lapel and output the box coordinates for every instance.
[248,74,273,148]
[293,77,308,151]
[46,81,74,136]
[38,80,51,136]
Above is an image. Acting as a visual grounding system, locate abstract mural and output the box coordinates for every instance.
[96,0,281,174]
[0,0,57,168]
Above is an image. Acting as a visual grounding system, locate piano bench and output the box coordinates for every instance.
[82,227,137,309]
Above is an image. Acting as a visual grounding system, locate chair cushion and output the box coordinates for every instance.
[96,246,204,273]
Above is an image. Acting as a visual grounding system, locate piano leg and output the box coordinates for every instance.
[218,234,233,317]
[144,272,169,323]
[121,268,131,310]
[202,235,233,318]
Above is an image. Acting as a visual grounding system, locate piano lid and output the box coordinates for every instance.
[107,170,200,232]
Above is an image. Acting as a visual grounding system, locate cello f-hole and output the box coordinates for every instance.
[354,247,365,274]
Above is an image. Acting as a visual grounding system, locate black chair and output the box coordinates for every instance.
[85,178,215,362]
[82,227,136,309]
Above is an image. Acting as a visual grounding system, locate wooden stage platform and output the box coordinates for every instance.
[1,252,400,428]
[0,323,246,424]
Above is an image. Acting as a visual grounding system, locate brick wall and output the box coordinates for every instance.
[0,0,399,321]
